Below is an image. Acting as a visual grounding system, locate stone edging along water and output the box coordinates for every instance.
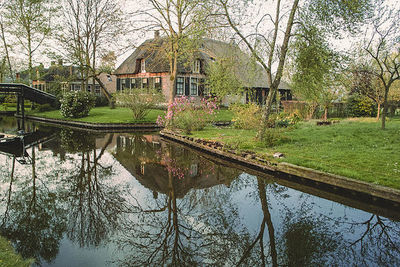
[21,115,162,130]
[160,130,400,205]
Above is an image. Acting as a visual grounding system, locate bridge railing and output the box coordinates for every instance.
[0,83,57,104]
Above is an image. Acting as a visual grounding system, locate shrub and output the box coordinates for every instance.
[157,97,218,134]
[95,95,109,107]
[115,89,164,120]
[261,128,289,147]
[36,103,54,112]
[230,103,262,130]
[60,91,96,118]
[346,94,376,117]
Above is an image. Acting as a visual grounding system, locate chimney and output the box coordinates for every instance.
[154,30,160,39]
[58,59,63,66]
[36,69,39,79]
[16,72,20,81]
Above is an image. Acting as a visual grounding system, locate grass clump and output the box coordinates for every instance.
[0,236,34,267]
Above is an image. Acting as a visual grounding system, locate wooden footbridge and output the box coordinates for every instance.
[0,83,57,117]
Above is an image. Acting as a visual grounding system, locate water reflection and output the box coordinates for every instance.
[0,118,400,266]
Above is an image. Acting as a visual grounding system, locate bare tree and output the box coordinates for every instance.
[58,0,125,101]
[216,0,373,138]
[364,5,400,129]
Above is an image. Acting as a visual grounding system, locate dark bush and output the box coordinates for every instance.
[37,103,54,112]
[95,95,109,107]
[346,94,376,117]
[60,91,96,118]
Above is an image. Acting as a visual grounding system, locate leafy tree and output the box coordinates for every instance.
[115,88,164,120]
[206,56,243,98]
[349,68,385,120]
[3,0,56,83]
[290,22,341,120]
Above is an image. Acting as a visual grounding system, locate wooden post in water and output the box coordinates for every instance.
[16,95,20,115]
[21,86,25,131]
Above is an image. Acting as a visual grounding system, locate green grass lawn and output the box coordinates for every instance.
[189,117,400,190]
[0,236,33,267]
[27,106,233,124]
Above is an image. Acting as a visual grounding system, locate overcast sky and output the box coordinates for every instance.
[2,0,399,71]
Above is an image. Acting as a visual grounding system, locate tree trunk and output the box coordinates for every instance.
[324,106,328,121]
[27,30,33,84]
[381,87,389,130]
[376,102,381,121]
[169,50,178,104]
[0,21,14,81]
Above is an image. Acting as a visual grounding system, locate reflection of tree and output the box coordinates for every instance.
[345,214,400,266]
[0,147,66,264]
[281,213,338,266]
[59,133,130,247]
[235,177,277,266]
[117,146,203,266]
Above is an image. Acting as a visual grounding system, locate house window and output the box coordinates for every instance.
[87,85,91,92]
[190,77,198,96]
[95,85,101,95]
[141,59,146,73]
[192,59,201,73]
[75,84,81,91]
[176,77,184,95]
[154,77,161,91]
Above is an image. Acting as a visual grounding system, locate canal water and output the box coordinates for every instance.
[0,116,400,266]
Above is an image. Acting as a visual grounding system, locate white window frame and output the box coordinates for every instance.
[141,59,146,73]
[192,59,201,73]
[176,77,184,95]
[190,77,198,96]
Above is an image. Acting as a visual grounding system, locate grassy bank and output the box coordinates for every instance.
[189,118,400,190]
[27,106,233,124]
[0,236,33,267]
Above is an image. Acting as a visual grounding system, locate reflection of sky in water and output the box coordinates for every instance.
[0,125,399,266]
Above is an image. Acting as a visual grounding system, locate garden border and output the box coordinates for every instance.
[160,129,400,205]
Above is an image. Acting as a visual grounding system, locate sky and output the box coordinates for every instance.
[1,0,399,72]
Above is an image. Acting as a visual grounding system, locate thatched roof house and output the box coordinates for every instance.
[115,33,291,104]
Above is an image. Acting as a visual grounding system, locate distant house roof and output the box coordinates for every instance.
[115,37,290,90]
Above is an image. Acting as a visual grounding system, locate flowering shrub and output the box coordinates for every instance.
[60,91,96,118]
[115,89,164,120]
[230,103,262,130]
[157,96,218,134]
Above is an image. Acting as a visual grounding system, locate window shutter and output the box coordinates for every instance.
[158,77,162,92]
[185,77,190,96]
[135,59,141,73]
[149,77,154,90]
[116,78,121,92]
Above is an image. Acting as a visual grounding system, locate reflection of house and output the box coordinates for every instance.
[17,60,116,96]
[115,31,292,105]
[113,135,239,198]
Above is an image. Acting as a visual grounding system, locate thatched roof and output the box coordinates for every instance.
[115,37,290,90]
